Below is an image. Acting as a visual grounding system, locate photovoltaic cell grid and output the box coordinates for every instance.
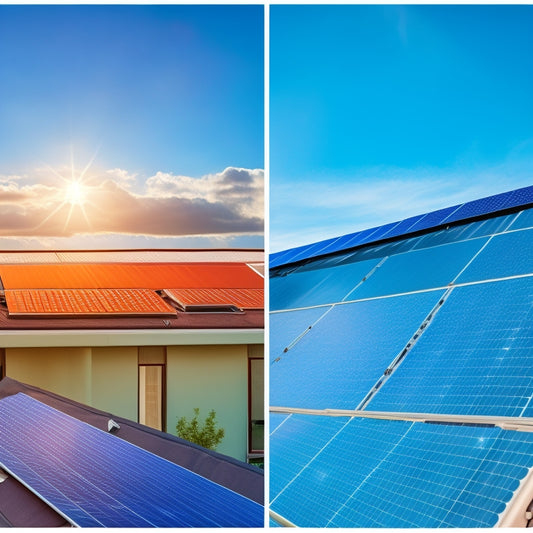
[368,277,533,417]
[270,185,533,269]
[5,289,177,317]
[0,393,263,527]
[270,191,533,528]
[270,291,444,410]
[270,256,380,310]
[270,415,533,528]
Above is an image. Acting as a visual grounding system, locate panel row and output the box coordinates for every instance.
[270,414,533,528]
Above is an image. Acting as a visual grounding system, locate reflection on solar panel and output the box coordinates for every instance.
[5,289,177,317]
[367,278,533,416]
[0,262,263,290]
[270,190,533,528]
[164,288,264,311]
[0,393,263,527]
[270,291,444,410]
[271,415,533,528]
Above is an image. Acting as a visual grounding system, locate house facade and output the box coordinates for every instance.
[0,249,264,463]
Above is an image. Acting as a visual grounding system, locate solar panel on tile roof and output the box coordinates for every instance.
[0,393,263,527]
[4,289,177,317]
[0,262,263,290]
[164,288,263,310]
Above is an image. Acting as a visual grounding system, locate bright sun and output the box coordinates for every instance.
[65,181,86,206]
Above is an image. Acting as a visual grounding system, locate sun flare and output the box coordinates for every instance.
[65,180,86,206]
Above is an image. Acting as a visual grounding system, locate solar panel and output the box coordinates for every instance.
[270,415,533,528]
[270,291,445,410]
[0,393,263,527]
[510,207,533,231]
[164,287,264,310]
[270,257,380,310]
[352,237,487,299]
[457,228,533,283]
[0,262,263,290]
[367,277,533,417]
[269,307,329,363]
[270,187,533,269]
[5,289,177,317]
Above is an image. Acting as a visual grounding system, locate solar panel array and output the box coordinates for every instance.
[270,192,533,528]
[270,184,533,268]
[0,393,263,527]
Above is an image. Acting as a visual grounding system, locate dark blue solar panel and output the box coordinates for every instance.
[379,213,426,240]
[270,257,380,310]
[270,188,533,269]
[271,416,533,528]
[444,191,513,224]
[0,393,263,527]
[269,307,329,363]
[407,204,461,233]
[412,214,515,250]
[510,207,533,231]
[270,291,444,410]
[353,238,487,299]
[368,277,533,417]
[457,228,533,283]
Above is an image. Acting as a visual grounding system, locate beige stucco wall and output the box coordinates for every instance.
[167,344,249,461]
[6,347,93,404]
[91,346,138,421]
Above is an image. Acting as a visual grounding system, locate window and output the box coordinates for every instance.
[138,347,166,431]
[248,347,264,460]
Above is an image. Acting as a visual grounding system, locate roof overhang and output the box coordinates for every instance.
[0,328,264,348]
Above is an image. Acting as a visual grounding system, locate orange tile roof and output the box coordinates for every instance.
[164,288,264,310]
[5,289,177,317]
[0,263,263,290]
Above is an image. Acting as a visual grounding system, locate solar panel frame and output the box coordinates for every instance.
[0,393,263,528]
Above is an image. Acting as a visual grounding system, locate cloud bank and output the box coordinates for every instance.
[0,166,264,239]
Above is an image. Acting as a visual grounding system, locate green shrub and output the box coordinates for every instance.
[176,408,225,450]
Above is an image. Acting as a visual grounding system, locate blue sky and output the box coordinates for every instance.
[0,5,263,249]
[270,5,533,252]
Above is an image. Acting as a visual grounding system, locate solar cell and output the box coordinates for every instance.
[5,289,177,317]
[352,237,487,299]
[270,412,290,434]
[0,262,263,290]
[270,257,380,310]
[0,393,263,527]
[164,287,264,310]
[510,207,533,231]
[367,278,533,417]
[456,228,533,284]
[270,291,445,410]
[270,416,533,528]
[269,307,329,363]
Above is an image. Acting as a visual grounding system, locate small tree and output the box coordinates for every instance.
[176,408,225,450]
